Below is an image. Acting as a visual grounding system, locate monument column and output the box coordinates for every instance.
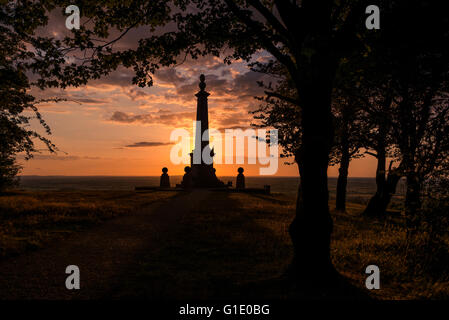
[194,74,210,163]
[189,74,223,188]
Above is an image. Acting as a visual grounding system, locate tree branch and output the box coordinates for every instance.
[223,0,299,81]
[274,0,302,34]
[265,90,300,106]
[365,151,378,158]
[247,0,291,42]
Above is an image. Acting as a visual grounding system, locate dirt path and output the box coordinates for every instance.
[0,190,209,299]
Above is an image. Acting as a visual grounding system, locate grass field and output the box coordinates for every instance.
[0,190,177,259]
[0,189,448,299]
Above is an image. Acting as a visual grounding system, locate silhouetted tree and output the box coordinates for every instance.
[373,1,449,223]
[0,6,56,191]
[331,1,449,219]
[393,87,449,227]
[326,14,400,217]
[330,92,364,212]
[250,60,304,211]
[251,61,301,163]
[357,85,399,217]
[252,67,366,214]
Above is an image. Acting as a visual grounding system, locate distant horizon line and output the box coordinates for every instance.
[18,175,378,179]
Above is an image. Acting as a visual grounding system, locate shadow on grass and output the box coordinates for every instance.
[108,191,370,300]
[244,191,292,206]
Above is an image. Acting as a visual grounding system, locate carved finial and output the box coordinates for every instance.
[199,74,206,91]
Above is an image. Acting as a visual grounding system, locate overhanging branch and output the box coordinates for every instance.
[265,90,300,106]
[224,0,299,81]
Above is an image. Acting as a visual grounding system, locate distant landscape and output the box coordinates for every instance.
[17,175,407,192]
[17,175,407,205]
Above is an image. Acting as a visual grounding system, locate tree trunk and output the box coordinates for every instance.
[336,142,350,211]
[405,171,422,229]
[380,166,402,213]
[290,143,335,287]
[363,149,386,217]
[363,156,403,217]
[286,4,339,287]
[288,70,337,287]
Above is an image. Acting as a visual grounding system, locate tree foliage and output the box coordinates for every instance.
[0,2,57,190]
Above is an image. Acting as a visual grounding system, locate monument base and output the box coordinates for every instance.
[191,164,225,188]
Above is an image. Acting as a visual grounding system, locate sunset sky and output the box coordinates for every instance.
[19,11,378,177]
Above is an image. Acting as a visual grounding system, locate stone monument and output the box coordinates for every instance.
[181,166,193,189]
[189,75,224,188]
[160,167,170,187]
[236,167,245,190]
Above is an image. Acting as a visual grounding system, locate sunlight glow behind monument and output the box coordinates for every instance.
[170,75,279,177]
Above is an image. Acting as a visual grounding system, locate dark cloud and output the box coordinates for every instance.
[175,82,199,98]
[89,67,135,87]
[36,8,272,99]
[216,125,251,131]
[125,141,173,148]
[110,110,195,126]
[214,112,252,130]
[18,154,101,161]
[172,72,262,103]
[231,71,267,98]
[110,111,139,123]
[158,111,196,125]
[221,69,232,77]
[155,68,187,84]
[73,98,108,104]
[125,88,150,101]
